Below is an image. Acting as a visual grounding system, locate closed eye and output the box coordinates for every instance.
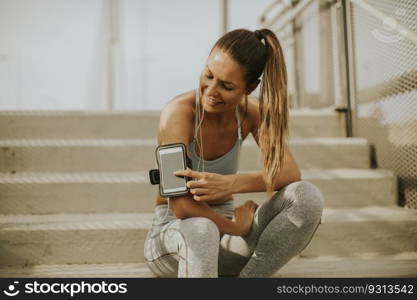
[205,71,234,91]
[223,84,233,91]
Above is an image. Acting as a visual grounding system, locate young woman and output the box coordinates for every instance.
[143,28,324,278]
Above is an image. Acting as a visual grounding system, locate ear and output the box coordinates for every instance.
[246,79,260,95]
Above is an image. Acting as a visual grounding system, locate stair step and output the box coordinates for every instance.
[0,139,158,173]
[277,252,417,278]
[1,252,416,278]
[0,169,396,214]
[0,108,345,139]
[0,262,154,278]
[0,111,161,139]
[0,213,150,266]
[0,137,369,173]
[289,108,346,138]
[0,206,415,266]
[241,137,370,169]
[303,206,417,257]
[236,167,397,207]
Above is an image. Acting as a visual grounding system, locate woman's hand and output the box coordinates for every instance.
[174,168,236,203]
[233,200,258,236]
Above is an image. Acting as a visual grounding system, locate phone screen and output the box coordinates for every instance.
[159,147,187,194]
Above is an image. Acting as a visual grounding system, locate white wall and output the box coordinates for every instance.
[0,0,109,110]
[115,0,220,110]
[0,0,274,111]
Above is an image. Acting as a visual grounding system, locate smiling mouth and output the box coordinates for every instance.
[206,96,224,105]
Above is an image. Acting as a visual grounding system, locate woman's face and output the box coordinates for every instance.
[199,47,248,114]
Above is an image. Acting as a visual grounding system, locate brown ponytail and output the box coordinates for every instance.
[257,29,289,196]
[212,28,289,196]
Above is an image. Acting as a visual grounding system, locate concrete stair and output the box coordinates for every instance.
[0,108,415,278]
[1,253,416,278]
[0,169,396,215]
[0,137,370,172]
[0,108,344,139]
[0,111,161,139]
[0,207,416,266]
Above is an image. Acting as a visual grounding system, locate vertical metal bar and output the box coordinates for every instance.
[219,0,228,35]
[341,0,357,137]
[292,18,303,109]
[319,0,334,107]
[139,0,148,110]
[330,2,344,108]
[107,0,118,110]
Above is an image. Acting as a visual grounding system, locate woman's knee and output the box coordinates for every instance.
[180,217,220,244]
[283,181,325,218]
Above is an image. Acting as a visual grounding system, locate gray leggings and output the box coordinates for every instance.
[143,181,324,278]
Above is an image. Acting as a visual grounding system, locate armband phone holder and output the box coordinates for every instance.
[149,143,192,197]
[149,169,160,185]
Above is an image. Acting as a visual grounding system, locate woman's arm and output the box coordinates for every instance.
[232,97,301,193]
[232,144,301,193]
[174,145,300,201]
[169,195,243,235]
[178,145,301,196]
[157,97,244,235]
[172,96,301,201]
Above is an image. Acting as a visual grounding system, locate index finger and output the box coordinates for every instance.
[173,168,204,179]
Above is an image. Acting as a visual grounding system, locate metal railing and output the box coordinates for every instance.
[350,0,417,45]
[261,0,417,43]
[260,0,417,137]
[259,0,417,209]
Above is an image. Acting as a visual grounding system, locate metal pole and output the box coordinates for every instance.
[219,0,228,35]
[292,17,303,109]
[341,0,357,137]
[319,0,335,108]
[331,2,344,109]
[107,0,118,110]
[139,0,148,110]
[273,0,315,32]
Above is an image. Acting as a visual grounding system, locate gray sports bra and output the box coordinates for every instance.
[188,88,242,175]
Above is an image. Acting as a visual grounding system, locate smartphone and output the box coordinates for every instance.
[156,143,189,197]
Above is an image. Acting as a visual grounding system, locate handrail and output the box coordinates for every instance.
[272,0,316,32]
[259,0,417,137]
[267,0,417,46]
[351,0,417,45]
[259,0,281,24]
[259,0,293,28]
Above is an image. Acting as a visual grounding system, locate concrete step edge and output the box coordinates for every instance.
[0,108,338,117]
[289,107,341,116]
[0,213,153,230]
[0,139,157,146]
[0,169,395,184]
[1,206,415,230]
[0,137,368,146]
[0,252,416,278]
[0,110,160,116]
[0,172,149,183]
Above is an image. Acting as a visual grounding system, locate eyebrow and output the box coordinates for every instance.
[206,67,236,87]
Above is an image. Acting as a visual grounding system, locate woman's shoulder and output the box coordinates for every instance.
[158,90,196,144]
[160,90,196,119]
[161,90,196,116]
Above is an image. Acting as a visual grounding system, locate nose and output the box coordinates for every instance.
[205,81,220,98]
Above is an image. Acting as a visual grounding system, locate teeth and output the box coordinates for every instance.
[208,97,221,103]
